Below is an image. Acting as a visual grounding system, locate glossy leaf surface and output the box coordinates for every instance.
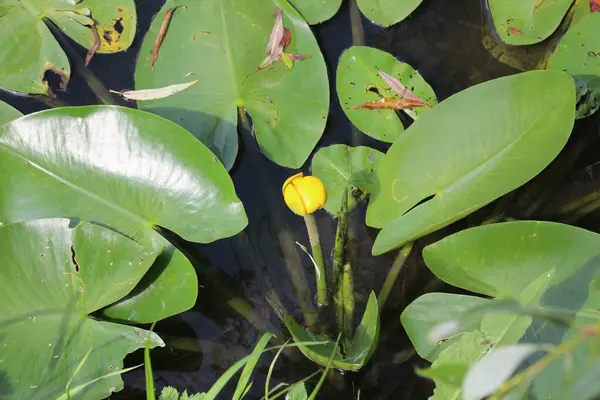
[367,71,575,255]
[0,0,136,94]
[0,219,164,399]
[311,145,383,215]
[289,0,342,24]
[285,292,379,371]
[357,0,423,27]
[337,46,437,142]
[488,0,574,45]
[135,0,329,169]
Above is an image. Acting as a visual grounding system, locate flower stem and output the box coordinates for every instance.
[304,213,329,306]
[378,242,414,311]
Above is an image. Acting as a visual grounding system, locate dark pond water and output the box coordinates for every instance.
[3,0,600,399]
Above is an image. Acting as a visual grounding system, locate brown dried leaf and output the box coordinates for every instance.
[152,5,187,71]
[260,8,285,69]
[377,69,431,108]
[592,0,600,12]
[85,22,101,66]
[351,97,430,110]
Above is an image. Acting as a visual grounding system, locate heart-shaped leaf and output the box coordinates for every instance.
[135,0,329,169]
[367,70,575,255]
[0,100,22,126]
[487,0,574,45]
[548,12,600,118]
[0,0,136,94]
[288,0,342,24]
[0,219,164,399]
[0,105,247,322]
[284,291,379,371]
[311,145,383,215]
[337,46,437,143]
[357,0,423,27]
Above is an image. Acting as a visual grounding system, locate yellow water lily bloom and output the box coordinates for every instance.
[282,173,327,216]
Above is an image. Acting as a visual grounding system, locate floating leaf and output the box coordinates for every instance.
[311,145,384,215]
[284,292,380,371]
[0,219,164,399]
[548,12,600,118]
[487,0,573,45]
[0,100,22,126]
[463,344,542,400]
[110,80,200,101]
[357,0,423,26]
[0,106,247,322]
[367,71,575,255]
[288,0,342,24]
[0,0,137,94]
[377,69,431,107]
[337,46,437,142]
[135,0,329,170]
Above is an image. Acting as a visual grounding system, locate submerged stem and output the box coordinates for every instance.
[304,214,329,306]
[378,242,414,311]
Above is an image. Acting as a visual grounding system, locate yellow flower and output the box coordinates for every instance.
[282,173,327,216]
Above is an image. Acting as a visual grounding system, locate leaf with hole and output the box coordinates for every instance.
[0,105,247,323]
[0,219,164,399]
[135,0,329,169]
[487,0,574,45]
[0,0,136,94]
[337,46,437,143]
[367,70,575,255]
[311,145,384,215]
[284,292,379,371]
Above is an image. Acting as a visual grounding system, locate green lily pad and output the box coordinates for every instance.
[487,0,573,45]
[337,46,437,143]
[289,0,342,24]
[311,145,384,216]
[548,12,600,119]
[366,70,575,255]
[135,0,329,169]
[402,221,600,399]
[0,219,164,399]
[0,0,136,94]
[0,100,22,126]
[0,105,247,322]
[357,0,423,27]
[284,291,380,371]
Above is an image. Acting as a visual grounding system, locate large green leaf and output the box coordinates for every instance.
[0,0,136,94]
[403,221,600,399]
[337,46,437,143]
[0,105,247,322]
[284,292,380,371]
[487,0,574,45]
[0,100,22,126]
[288,0,341,24]
[0,219,164,399]
[311,145,383,216]
[548,12,600,119]
[357,0,422,27]
[367,70,575,255]
[135,0,329,169]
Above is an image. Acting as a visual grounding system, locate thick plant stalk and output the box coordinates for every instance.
[333,190,354,350]
[378,242,414,311]
[304,213,329,306]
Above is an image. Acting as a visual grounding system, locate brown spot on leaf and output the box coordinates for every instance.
[507,26,524,35]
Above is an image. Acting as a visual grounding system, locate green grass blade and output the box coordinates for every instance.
[145,321,158,400]
[233,332,274,400]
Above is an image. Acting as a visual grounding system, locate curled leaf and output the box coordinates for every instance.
[110,80,200,101]
[85,22,101,66]
[351,97,429,110]
[593,0,600,12]
[260,8,285,69]
[152,5,187,71]
[377,69,431,108]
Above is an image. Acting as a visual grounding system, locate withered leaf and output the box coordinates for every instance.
[351,97,431,110]
[152,5,187,71]
[592,0,600,12]
[259,9,309,70]
[85,22,101,66]
[110,80,199,101]
[377,69,431,108]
